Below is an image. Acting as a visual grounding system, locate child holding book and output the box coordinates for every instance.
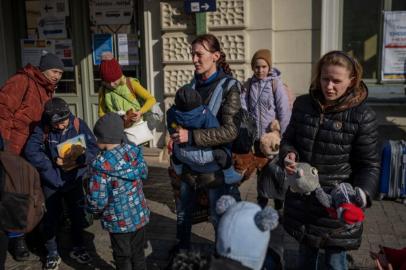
[24,97,98,270]
[86,112,150,270]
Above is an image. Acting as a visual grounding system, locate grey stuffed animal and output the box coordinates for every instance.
[287,162,320,194]
[315,182,366,209]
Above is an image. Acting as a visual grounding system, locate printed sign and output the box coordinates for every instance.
[55,39,74,71]
[382,11,406,81]
[40,0,69,17]
[92,34,113,65]
[89,0,134,25]
[38,16,67,39]
[21,39,55,67]
[117,33,139,66]
[184,0,216,14]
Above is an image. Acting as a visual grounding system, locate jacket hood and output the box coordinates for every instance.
[18,64,56,93]
[173,105,208,126]
[91,144,140,181]
[310,81,368,113]
[251,68,281,83]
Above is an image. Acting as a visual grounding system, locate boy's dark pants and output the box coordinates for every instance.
[0,230,8,270]
[109,227,146,270]
[43,183,87,255]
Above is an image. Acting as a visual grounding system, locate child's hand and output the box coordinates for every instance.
[171,127,189,144]
[284,152,297,175]
[56,157,78,171]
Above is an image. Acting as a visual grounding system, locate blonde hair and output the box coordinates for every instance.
[311,50,363,91]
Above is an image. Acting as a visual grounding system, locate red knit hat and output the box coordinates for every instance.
[99,58,123,83]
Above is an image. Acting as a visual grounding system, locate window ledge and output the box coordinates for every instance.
[366,83,406,104]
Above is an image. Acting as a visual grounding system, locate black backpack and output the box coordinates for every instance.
[218,78,257,154]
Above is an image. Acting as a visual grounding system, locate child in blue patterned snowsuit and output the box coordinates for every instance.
[86,112,149,270]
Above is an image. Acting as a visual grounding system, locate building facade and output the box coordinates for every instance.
[0,0,405,148]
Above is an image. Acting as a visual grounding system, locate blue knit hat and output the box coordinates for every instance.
[216,196,279,270]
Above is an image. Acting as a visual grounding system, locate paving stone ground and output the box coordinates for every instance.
[5,159,406,270]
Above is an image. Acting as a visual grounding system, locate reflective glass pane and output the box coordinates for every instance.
[342,0,381,79]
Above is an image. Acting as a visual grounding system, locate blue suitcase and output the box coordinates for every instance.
[378,140,406,203]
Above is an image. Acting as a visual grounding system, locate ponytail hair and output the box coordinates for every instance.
[192,34,232,76]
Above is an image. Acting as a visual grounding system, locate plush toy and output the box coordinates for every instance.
[315,182,365,225]
[287,162,320,194]
[287,162,365,225]
[259,120,281,159]
[233,152,269,182]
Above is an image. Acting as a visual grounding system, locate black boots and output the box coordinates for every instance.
[10,236,39,261]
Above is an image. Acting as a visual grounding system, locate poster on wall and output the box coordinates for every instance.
[382,11,406,81]
[55,39,74,71]
[21,39,55,67]
[40,0,69,17]
[92,34,113,65]
[117,33,139,66]
[38,16,67,39]
[89,0,134,25]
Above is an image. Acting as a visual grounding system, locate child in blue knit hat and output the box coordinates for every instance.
[214,195,279,270]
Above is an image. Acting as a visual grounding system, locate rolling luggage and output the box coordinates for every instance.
[378,140,406,203]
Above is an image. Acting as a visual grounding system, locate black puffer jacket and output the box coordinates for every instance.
[280,82,380,250]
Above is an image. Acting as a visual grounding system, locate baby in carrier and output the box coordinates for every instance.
[166,86,242,185]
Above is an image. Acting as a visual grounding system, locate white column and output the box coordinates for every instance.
[320,0,343,55]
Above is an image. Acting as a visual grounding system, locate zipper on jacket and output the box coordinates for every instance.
[319,113,325,125]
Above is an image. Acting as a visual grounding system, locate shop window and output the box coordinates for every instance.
[342,0,406,82]
[24,0,76,94]
[342,0,381,80]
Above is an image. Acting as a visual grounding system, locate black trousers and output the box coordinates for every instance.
[109,227,146,270]
[0,230,8,270]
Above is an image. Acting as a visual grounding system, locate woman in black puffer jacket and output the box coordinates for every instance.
[280,51,380,270]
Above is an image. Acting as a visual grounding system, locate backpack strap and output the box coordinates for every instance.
[272,79,277,94]
[190,76,239,116]
[73,117,80,134]
[207,77,240,116]
[126,77,137,99]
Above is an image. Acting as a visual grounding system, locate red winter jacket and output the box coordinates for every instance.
[0,64,55,155]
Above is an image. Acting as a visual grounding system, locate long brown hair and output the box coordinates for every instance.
[311,50,363,91]
[191,34,232,75]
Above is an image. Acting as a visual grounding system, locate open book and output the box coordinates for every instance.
[57,134,87,159]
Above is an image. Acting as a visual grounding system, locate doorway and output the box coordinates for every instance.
[19,0,143,127]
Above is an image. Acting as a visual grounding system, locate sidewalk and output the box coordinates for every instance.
[5,159,406,270]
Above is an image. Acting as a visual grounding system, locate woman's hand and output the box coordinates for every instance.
[171,127,189,144]
[130,111,143,123]
[284,152,297,175]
